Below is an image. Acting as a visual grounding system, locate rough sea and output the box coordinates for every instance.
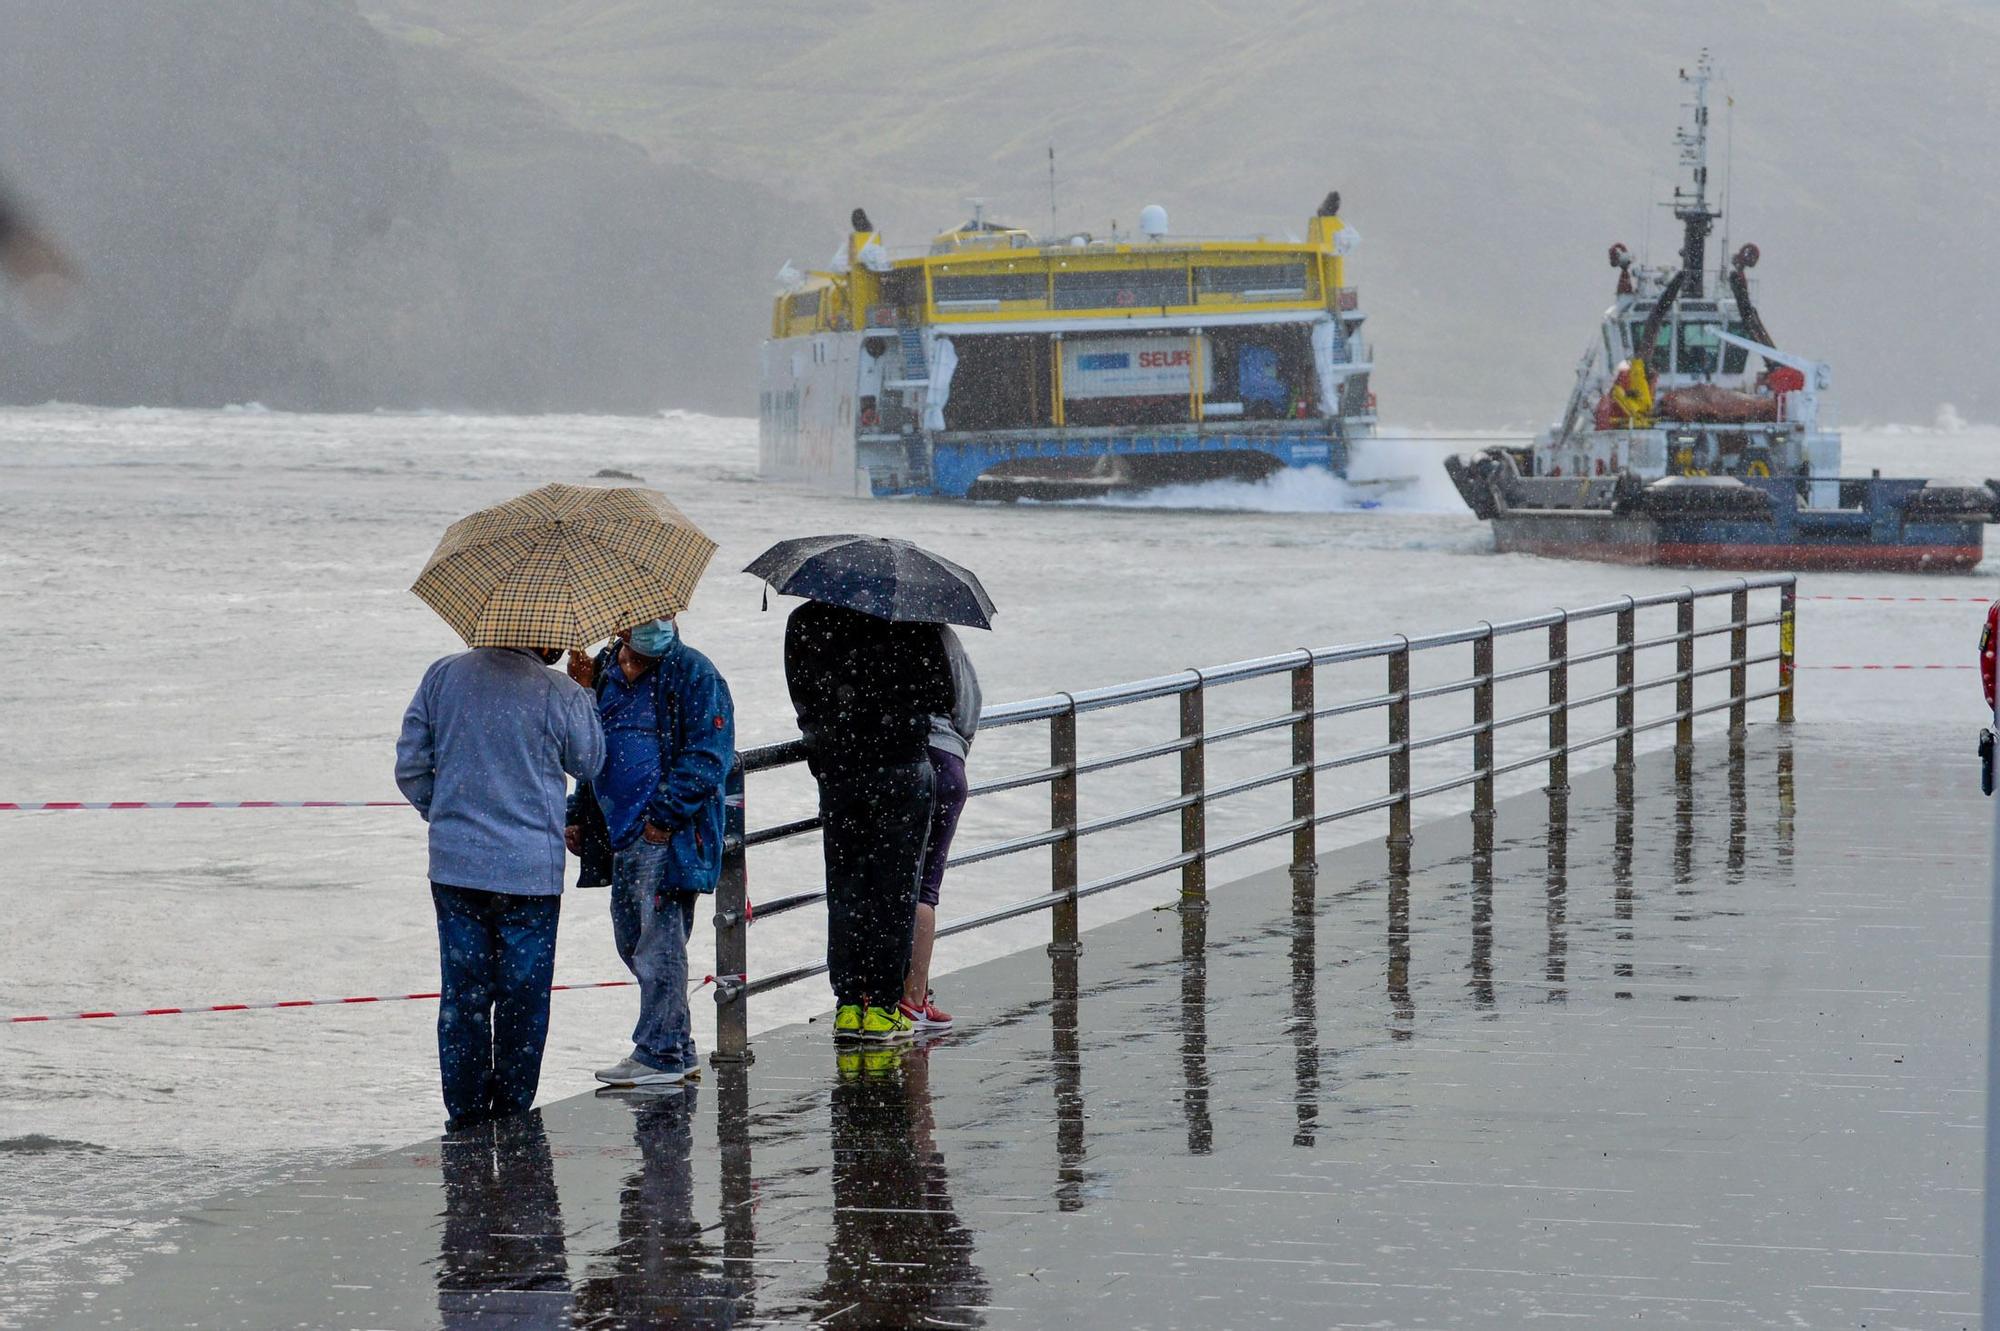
[1,405,1992,1321]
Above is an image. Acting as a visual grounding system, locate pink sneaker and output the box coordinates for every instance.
[898,996,954,1031]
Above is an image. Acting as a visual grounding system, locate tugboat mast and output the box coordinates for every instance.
[1672,51,1719,296]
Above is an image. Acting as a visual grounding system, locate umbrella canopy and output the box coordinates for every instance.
[414,482,716,649]
[744,534,995,629]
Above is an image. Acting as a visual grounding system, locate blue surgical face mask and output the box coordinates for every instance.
[627,618,678,657]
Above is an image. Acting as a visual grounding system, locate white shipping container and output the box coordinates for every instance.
[1062,335,1214,400]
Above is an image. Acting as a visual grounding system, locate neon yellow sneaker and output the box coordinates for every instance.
[833,1004,863,1040]
[860,1004,915,1043]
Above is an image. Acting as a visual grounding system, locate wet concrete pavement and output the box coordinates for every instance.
[30,724,1987,1328]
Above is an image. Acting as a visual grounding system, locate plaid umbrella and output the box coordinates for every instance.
[413,482,716,649]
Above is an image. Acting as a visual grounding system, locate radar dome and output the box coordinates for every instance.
[1138,204,1169,239]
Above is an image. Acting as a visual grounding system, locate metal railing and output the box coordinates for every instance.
[710,575,1797,1062]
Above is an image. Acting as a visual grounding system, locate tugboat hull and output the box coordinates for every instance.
[1489,512,1985,572]
[1449,453,1997,572]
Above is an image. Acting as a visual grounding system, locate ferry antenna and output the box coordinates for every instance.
[1048,142,1059,238]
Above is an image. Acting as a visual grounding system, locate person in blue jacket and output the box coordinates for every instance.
[565,616,735,1087]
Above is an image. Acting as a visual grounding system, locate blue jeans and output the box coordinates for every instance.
[431,883,562,1128]
[610,840,699,1073]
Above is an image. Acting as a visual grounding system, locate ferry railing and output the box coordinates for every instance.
[710,574,1797,1062]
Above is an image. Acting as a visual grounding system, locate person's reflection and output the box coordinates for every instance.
[436,1109,573,1329]
[575,1086,740,1328]
[813,1044,987,1328]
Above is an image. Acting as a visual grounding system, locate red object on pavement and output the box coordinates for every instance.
[1982,601,1999,709]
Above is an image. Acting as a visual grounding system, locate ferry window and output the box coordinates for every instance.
[1722,321,1749,374]
[1676,320,1721,376]
[789,290,822,324]
[1054,269,1190,310]
[1195,263,1308,297]
[933,272,1046,305]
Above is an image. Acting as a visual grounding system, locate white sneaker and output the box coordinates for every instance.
[594,1055,685,1087]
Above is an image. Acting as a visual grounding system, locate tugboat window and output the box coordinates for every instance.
[1676,320,1722,377]
[1721,321,1750,375]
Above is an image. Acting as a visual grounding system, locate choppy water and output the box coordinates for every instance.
[1,405,1993,1321]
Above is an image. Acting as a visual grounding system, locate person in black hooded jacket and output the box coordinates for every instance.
[784,600,951,1040]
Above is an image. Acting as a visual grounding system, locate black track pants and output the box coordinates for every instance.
[819,759,935,1007]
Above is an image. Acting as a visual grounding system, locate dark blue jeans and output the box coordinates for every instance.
[432,883,562,1128]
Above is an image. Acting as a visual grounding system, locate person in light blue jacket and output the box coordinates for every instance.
[396,645,604,1129]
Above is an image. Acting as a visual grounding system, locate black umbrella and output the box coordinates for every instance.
[744,534,996,629]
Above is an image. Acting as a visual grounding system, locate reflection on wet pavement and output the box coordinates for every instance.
[36,726,1986,1328]
[437,1111,569,1328]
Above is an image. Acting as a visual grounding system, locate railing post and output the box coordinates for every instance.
[1472,625,1494,822]
[1778,577,1797,724]
[1676,591,1697,753]
[1547,612,1570,796]
[1387,638,1412,848]
[1289,653,1318,891]
[1729,581,1750,735]
[1615,598,1636,771]
[1049,697,1081,958]
[1180,674,1208,913]
[711,759,752,1065]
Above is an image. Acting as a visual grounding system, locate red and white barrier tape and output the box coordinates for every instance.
[1803,595,1991,604]
[6,973,746,1025]
[0,799,409,812]
[1796,664,1976,671]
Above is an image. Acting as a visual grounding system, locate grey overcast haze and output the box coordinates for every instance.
[0,0,1993,425]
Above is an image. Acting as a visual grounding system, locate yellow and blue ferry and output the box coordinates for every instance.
[759,195,1374,498]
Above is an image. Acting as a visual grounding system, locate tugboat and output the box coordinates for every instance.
[1445,53,1999,570]
[759,194,1376,499]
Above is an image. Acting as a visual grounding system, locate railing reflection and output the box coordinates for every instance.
[1050,947,1088,1211]
[1614,767,1636,999]
[1546,795,1569,1004]
[1469,817,1496,1010]
[1387,841,1414,1041]
[1290,870,1320,1148]
[1180,907,1213,1155]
